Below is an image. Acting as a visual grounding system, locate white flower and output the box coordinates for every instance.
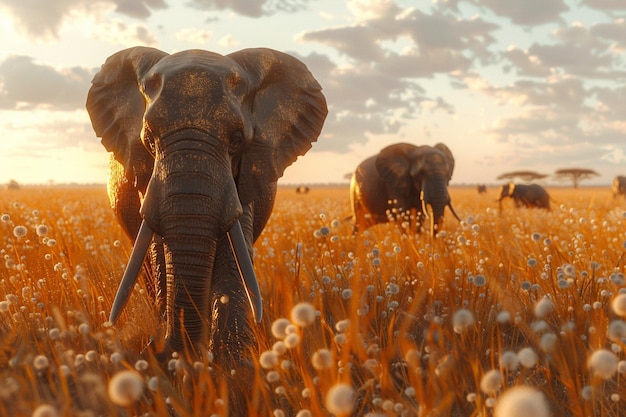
[608,320,626,343]
[271,318,292,339]
[284,332,300,349]
[311,348,333,371]
[259,350,279,369]
[518,347,538,368]
[134,360,149,372]
[325,383,355,416]
[108,370,144,406]
[452,309,475,334]
[480,369,503,395]
[587,349,618,379]
[494,386,550,417]
[290,302,316,327]
[33,355,50,371]
[335,319,350,333]
[499,351,519,371]
[36,224,48,237]
[539,333,558,352]
[13,225,27,238]
[611,293,626,317]
[534,297,554,318]
[32,404,59,417]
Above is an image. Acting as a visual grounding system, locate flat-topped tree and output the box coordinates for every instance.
[553,168,599,188]
[497,171,548,183]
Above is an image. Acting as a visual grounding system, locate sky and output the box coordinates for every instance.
[0,0,625,187]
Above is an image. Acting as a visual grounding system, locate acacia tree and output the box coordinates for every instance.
[553,168,599,188]
[497,171,548,182]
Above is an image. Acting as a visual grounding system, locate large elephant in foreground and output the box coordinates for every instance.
[612,176,626,198]
[86,47,327,369]
[350,143,460,236]
[498,183,550,210]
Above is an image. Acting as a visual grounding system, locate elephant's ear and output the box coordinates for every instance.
[433,142,455,180]
[85,47,168,187]
[375,143,418,197]
[228,48,328,205]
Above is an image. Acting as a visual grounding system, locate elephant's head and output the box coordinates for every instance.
[375,142,460,235]
[86,47,327,359]
[498,182,515,210]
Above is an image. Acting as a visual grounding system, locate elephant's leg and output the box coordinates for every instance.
[208,231,255,417]
[351,199,367,234]
[107,155,143,239]
[108,156,164,314]
[208,212,257,366]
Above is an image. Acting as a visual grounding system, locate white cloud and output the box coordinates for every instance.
[0,0,166,39]
[218,34,240,47]
[175,28,213,44]
[0,55,92,110]
[1,0,625,184]
[468,0,569,26]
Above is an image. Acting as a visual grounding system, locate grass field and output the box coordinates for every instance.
[1,185,625,417]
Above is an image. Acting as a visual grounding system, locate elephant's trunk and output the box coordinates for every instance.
[140,131,244,354]
[421,174,450,236]
[161,221,217,352]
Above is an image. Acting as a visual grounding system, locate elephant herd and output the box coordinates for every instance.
[83,46,621,413]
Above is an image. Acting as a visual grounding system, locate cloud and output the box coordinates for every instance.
[0,55,92,110]
[111,0,167,19]
[591,18,626,50]
[187,0,314,17]
[0,0,166,39]
[175,28,213,44]
[468,0,569,26]
[581,0,626,12]
[471,76,625,159]
[295,5,500,152]
[290,50,451,153]
[501,22,626,79]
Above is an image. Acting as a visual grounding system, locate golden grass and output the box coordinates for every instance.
[0,185,625,416]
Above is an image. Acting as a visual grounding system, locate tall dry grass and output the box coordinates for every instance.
[0,185,625,416]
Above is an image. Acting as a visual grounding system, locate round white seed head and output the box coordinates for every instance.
[108,370,144,407]
[494,386,550,417]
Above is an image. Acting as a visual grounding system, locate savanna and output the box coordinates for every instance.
[0,185,625,417]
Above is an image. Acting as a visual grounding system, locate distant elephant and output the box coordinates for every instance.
[296,185,310,194]
[477,184,487,194]
[350,143,461,236]
[612,176,626,198]
[86,47,327,373]
[498,183,550,210]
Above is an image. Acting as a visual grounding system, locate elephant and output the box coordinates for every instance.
[498,183,550,210]
[612,176,626,198]
[85,47,327,372]
[349,142,461,236]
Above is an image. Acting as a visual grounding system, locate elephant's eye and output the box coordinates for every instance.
[229,130,244,155]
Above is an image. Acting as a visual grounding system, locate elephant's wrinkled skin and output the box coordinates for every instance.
[498,183,550,210]
[86,47,327,377]
[350,143,460,236]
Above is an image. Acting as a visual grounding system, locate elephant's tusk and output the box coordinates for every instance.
[420,191,429,218]
[429,205,435,236]
[227,220,263,323]
[109,220,154,324]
